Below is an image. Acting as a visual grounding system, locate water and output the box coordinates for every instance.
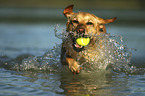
[0,11,145,95]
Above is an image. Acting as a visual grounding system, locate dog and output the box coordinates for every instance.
[61,5,117,74]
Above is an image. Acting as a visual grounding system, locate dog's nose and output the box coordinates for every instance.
[77,28,85,34]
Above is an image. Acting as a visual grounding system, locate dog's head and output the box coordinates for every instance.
[63,5,117,52]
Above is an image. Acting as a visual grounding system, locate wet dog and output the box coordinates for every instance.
[61,5,117,74]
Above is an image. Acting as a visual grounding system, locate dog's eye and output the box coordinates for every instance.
[86,22,93,25]
[72,20,79,24]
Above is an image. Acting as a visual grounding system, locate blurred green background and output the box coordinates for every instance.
[0,0,145,9]
[0,0,145,24]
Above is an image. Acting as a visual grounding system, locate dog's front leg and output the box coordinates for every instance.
[66,57,82,74]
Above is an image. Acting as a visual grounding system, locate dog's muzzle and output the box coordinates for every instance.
[72,28,90,52]
[76,28,85,35]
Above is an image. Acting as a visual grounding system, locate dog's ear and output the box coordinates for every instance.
[63,5,74,18]
[98,17,117,24]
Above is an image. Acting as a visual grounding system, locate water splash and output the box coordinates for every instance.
[12,44,62,72]
[53,24,137,74]
[11,24,140,74]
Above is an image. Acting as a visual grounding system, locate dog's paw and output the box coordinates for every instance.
[69,62,82,74]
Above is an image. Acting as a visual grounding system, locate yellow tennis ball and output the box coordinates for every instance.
[76,37,90,46]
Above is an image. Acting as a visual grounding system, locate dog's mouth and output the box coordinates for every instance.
[74,43,83,49]
[71,28,91,52]
[72,38,84,52]
[72,35,91,52]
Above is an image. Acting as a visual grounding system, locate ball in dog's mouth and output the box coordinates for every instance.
[76,37,90,46]
[72,37,90,52]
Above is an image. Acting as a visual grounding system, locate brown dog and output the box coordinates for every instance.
[61,5,117,74]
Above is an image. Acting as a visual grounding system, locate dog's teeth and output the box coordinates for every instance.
[75,44,82,48]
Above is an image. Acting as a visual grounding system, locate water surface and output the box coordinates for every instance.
[0,9,145,96]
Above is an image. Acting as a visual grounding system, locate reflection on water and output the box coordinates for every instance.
[60,69,111,96]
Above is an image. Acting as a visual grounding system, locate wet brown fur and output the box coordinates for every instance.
[61,5,117,74]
